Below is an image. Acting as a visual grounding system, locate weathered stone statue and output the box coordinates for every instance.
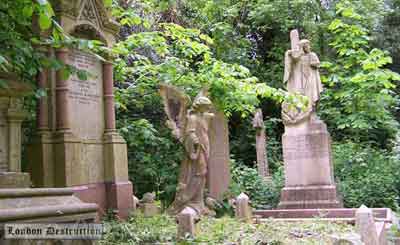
[282,30,323,124]
[278,30,341,209]
[284,38,323,108]
[160,84,215,216]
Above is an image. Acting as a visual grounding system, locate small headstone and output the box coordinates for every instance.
[235,193,252,222]
[132,195,139,210]
[177,206,199,240]
[331,233,364,245]
[355,205,379,245]
[139,192,159,217]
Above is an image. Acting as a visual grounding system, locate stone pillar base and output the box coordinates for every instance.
[106,181,134,219]
[278,185,341,209]
[0,172,31,188]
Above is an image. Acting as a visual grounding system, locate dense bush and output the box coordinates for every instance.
[227,159,284,209]
[333,141,400,210]
[118,119,180,208]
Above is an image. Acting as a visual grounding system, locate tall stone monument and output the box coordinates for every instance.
[0,73,98,239]
[278,29,341,209]
[208,110,230,200]
[28,0,133,218]
[252,109,269,178]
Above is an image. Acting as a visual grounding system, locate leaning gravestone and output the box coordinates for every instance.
[278,29,341,209]
[28,0,133,219]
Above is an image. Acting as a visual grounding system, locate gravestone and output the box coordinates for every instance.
[28,0,133,219]
[208,110,231,200]
[252,109,269,178]
[235,193,252,223]
[355,205,380,245]
[278,29,341,209]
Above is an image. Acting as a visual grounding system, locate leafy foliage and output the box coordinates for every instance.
[320,1,400,147]
[228,159,284,209]
[118,119,180,208]
[333,141,400,209]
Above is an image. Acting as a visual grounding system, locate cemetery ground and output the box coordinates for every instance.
[100,213,357,244]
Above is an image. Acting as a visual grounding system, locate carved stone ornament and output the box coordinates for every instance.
[281,100,312,125]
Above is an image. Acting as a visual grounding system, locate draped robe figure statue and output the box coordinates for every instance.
[160,84,216,216]
[282,30,323,124]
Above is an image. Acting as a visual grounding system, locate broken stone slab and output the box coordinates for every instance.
[235,193,252,223]
[177,206,199,240]
[356,205,380,245]
[331,233,364,245]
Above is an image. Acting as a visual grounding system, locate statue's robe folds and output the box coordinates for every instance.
[168,111,212,215]
[284,50,323,105]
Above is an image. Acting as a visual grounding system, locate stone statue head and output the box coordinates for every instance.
[192,96,212,113]
[299,39,311,53]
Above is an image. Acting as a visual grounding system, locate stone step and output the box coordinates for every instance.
[0,188,98,223]
[254,208,394,224]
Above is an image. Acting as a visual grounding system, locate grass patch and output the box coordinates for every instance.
[100,214,355,244]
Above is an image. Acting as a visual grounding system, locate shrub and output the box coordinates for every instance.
[227,159,284,209]
[333,141,400,210]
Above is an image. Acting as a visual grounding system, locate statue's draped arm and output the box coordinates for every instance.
[310,52,320,69]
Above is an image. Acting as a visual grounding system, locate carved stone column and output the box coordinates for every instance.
[102,61,133,219]
[103,62,116,132]
[37,49,50,132]
[7,101,26,172]
[55,48,71,133]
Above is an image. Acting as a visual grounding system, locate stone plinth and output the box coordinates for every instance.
[254,208,394,224]
[0,188,98,223]
[278,119,341,209]
[0,172,31,188]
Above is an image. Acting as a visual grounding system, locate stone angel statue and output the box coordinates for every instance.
[160,84,216,216]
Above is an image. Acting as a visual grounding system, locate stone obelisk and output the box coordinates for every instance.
[278,29,341,209]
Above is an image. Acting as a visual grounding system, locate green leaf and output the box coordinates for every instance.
[0,79,8,89]
[77,70,88,81]
[23,5,34,17]
[39,13,52,30]
[104,0,112,7]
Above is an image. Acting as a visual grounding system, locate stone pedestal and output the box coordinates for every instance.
[278,119,341,209]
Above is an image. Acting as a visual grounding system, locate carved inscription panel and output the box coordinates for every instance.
[68,50,104,140]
